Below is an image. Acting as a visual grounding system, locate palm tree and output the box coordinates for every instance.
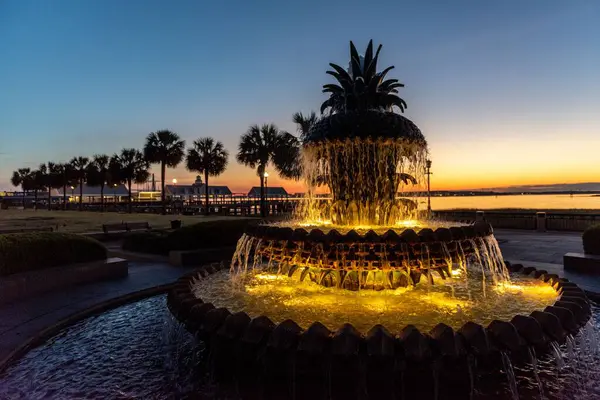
[186,138,229,215]
[292,111,318,142]
[11,168,33,208]
[236,124,300,217]
[86,154,111,212]
[46,162,64,210]
[70,156,89,211]
[37,164,52,210]
[30,168,48,210]
[55,163,76,210]
[320,40,407,114]
[143,130,186,214]
[111,149,150,213]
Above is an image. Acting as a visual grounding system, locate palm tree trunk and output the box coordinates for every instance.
[34,189,38,210]
[161,161,166,215]
[79,178,83,211]
[204,170,210,216]
[260,174,265,218]
[22,191,26,209]
[100,183,105,212]
[128,178,133,213]
[63,184,67,210]
[48,188,52,211]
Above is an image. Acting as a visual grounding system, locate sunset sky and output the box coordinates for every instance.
[1,0,599,193]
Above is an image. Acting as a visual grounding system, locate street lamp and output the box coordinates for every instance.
[112,183,118,203]
[70,186,75,200]
[263,172,269,216]
[172,178,177,185]
[425,159,433,218]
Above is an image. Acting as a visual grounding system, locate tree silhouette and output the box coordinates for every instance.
[186,138,229,215]
[110,149,150,213]
[70,156,89,211]
[143,130,185,214]
[11,168,33,208]
[86,154,110,212]
[292,111,318,142]
[237,124,300,217]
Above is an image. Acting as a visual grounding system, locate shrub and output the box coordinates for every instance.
[121,218,258,254]
[582,225,600,255]
[166,219,258,251]
[122,231,169,255]
[0,233,107,276]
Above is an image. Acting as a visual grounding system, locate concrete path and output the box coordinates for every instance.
[494,229,583,265]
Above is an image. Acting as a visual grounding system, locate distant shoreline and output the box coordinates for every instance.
[433,208,600,214]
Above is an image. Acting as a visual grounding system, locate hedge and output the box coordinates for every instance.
[0,233,108,276]
[583,225,600,255]
[122,219,258,255]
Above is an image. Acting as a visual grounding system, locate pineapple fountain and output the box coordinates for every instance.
[168,41,592,398]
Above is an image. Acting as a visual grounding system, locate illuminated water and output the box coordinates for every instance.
[1,296,599,399]
[430,194,600,211]
[192,270,558,332]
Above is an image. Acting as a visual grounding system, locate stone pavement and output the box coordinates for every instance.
[494,229,583,265]
[0,260,189,363]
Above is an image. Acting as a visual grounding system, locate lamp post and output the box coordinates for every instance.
[112,183,118,203]
[425,159,432,218]
[264,172,269,216]
[70,186,75,205]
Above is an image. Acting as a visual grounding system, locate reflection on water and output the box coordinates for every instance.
[431,194,600,210]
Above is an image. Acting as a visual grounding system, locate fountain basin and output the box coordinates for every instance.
[168,262,591,388]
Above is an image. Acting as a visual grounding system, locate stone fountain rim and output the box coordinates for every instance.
[167,262,592,367]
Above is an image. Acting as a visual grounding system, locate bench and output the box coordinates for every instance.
[0,227,54,234]
[102,222,151,234]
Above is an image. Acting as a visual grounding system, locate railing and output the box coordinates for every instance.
[434,210,600,232]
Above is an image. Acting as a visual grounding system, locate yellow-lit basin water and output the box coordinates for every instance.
[191,269,558,332]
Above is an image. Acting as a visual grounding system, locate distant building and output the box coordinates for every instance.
[57,184,129,202]
[164,176,232,202]
[247,187,289,198]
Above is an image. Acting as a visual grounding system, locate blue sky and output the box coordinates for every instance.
[1,0,599,192]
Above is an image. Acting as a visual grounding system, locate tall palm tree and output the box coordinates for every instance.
[236,124,300,217]
[292,111,318,142]
[143,130,185,214]
[11,168,33,208]
[186,138,229,215]
[55,163,76,210]
[31,168,46,209]
[320,40,407,114]
[70,156,89,211]
[47,162,64,210]
[111,149,150,213]
[86,154,111,212]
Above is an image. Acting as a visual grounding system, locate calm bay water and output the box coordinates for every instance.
[427,194,600,211]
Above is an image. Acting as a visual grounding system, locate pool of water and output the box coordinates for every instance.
[194,270,558,332]
[1,296,600,399]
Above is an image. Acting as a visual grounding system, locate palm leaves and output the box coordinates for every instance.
[11,168,33,208]
[321,40,407,114]
[110,149,149,213]
[144,130,186,214]
[70,156,89,211]
[86,154,111,211]
[292,111,318,142]
[186,138,229,215]
[237,124,301,216]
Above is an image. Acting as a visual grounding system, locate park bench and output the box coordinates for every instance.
[0,227,54,234]
[102,222,151,234]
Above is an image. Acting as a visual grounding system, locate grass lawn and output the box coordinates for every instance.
[0,209,258,233]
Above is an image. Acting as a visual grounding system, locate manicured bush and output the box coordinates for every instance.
[0,232,107,276]
[166,219,258,251]
[122,231,169,255]
[122,218,258,254]
[582,225,600,255]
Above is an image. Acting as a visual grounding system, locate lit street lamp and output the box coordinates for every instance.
[172,178,177,185]
[263,172,269,216]
[425,160,433,218]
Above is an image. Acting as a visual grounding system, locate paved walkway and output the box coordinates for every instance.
[0,229,597,367]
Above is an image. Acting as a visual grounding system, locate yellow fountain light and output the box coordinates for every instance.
[493,281,558,298]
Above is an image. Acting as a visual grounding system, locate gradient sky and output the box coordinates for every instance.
[1,0,599,193]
